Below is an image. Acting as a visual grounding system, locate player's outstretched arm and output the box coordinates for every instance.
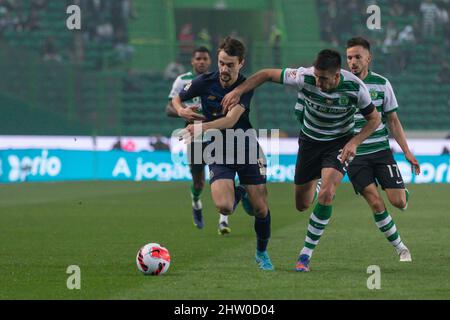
[165,100,180,118]
[222,69,282,113]
[172,95,205,121]
[182,105,245,143]
[387,112,421,175]
[341,107,381,163]
[202,104,245,131]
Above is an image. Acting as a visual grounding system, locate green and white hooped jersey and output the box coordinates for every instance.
[281,67,372,141]
[168,71,202,111]
[354,71,398,155]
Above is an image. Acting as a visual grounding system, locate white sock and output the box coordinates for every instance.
[300,247,313,258]
[192,199,202,210]
[219,214,228,224]
[395,242,407,254]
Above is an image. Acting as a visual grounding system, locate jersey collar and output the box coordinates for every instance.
[362,69,372,81]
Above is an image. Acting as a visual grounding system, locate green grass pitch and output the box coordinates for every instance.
[0,181,449,299]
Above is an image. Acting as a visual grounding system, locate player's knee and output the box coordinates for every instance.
[362,190,385,212]
[295,200,310,212]
[253,202,268,218]
[193,180,204,191]
[318,189,335,205]
[370,201,385,213]
[390,196,407,210]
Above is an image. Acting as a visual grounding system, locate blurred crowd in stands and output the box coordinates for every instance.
[166,21,283,80]
[0,0,136,67]
[80,0,135,47]
[0,0,46,32]
[317,0,449,74]
[319,0,449,44]
[165,23,249,79]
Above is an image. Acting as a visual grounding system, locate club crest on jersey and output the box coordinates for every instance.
[339,95,349,106]
[370,89,378,100]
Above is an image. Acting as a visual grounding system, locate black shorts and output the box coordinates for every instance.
[295,135,352,185]
[209,157,267,185]
[348,149,405,194]
[187,141,207,174]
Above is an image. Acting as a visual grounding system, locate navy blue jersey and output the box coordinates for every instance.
[178,71,254,130]
[179,71,260,166]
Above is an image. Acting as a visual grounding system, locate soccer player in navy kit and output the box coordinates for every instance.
[172,37,274,270]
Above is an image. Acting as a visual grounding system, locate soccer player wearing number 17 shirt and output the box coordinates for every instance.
[222,49,381,272]
[346,37,421,262]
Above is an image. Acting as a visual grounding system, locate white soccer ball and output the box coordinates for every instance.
[136,243,171,275]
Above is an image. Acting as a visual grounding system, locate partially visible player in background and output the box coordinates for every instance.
[173,37,274,270]
[166,47,221,231]
[346,37,420,262]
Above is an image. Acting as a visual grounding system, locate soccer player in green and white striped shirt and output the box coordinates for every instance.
[346,37,421,262]
[222,49,381,272]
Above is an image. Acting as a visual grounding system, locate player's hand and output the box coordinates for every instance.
[221,90,241,114]
[178,123,203,144]
[340,141,357,164]
[405,152,420,175]
[177,106,205,121]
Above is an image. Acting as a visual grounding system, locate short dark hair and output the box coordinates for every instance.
[346,37,371,52]
[193,46,210,57]
[314,49,342,72]
[217,37,245,62]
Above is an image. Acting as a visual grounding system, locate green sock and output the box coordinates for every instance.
[300,203,332,258]
[190,185,202,202]
[374,210,405,251]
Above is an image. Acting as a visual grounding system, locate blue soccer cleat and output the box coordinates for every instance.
[192,200,204,229]
[255,250,274,271]
[295,254,310,272]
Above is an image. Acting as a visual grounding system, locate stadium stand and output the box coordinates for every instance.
[0,0,448,137]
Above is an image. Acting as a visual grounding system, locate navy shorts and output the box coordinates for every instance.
[348,149,405,194]
[295,135,353,185]
[209,159,267,185]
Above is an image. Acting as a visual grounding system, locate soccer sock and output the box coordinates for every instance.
[300,203,332,259]
[232,186,246,211]
[312,180,322,203]
[219,214,228,224]
[254,210,271,252]
[401,188,409,211]
[190,185,202,204]
[373,210,406,253]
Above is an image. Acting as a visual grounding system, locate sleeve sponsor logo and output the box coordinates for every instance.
[287,70,297,79]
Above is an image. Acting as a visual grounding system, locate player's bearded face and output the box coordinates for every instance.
[218,50,243,85]
[347,46,371,76]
